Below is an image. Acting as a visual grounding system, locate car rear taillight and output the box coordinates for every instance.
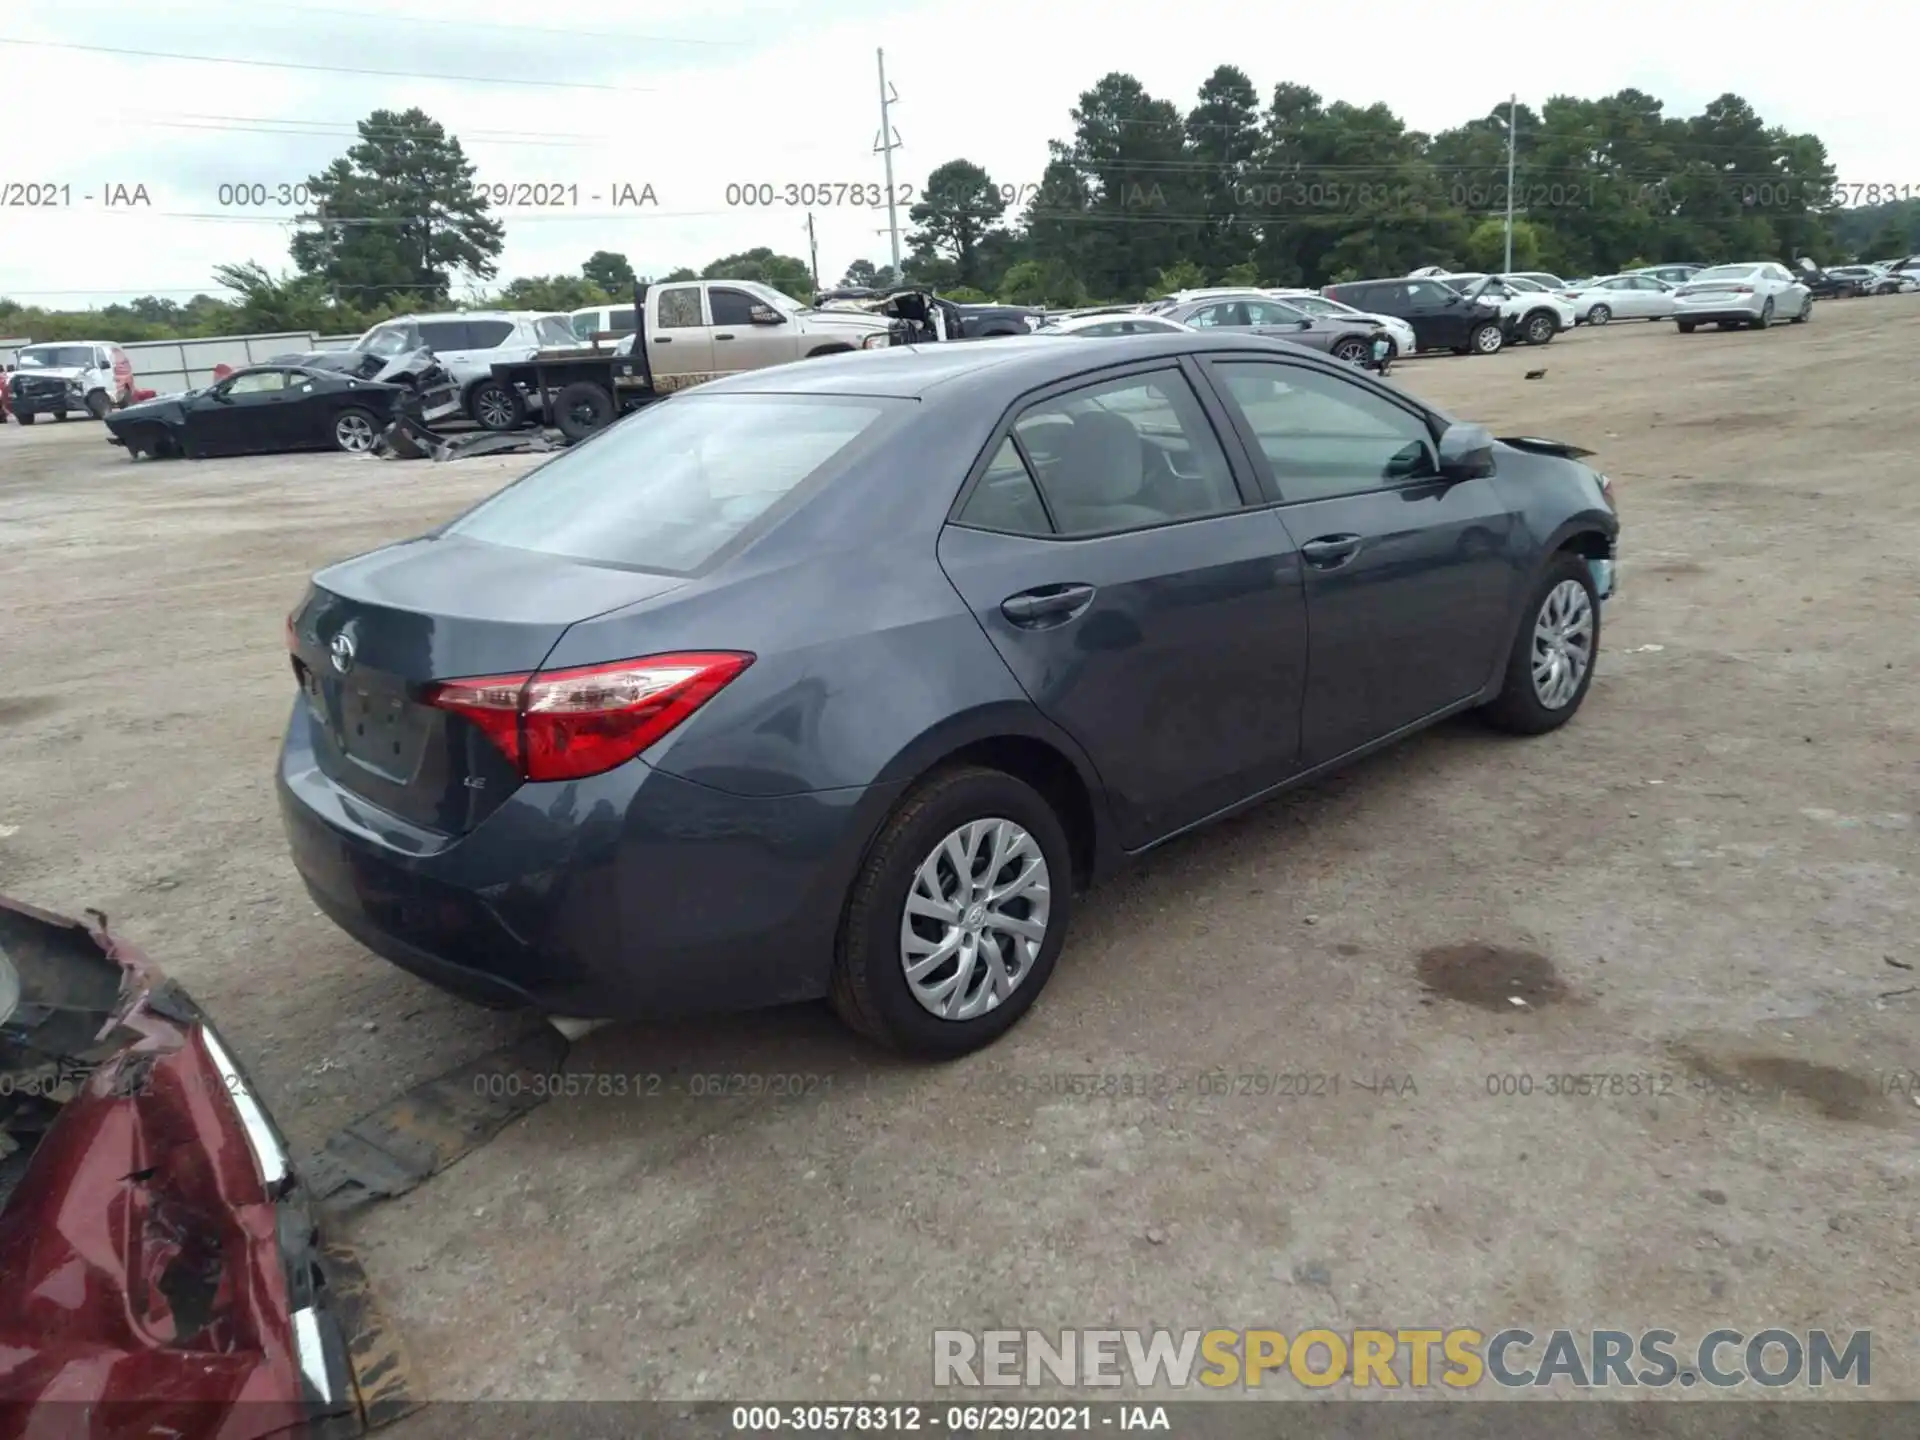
[423,652,754,782]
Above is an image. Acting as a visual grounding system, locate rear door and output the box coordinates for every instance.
[647,285,715,387]
[1199,355,1521,766]
[936,361,1310,847]
[415,319,476,383]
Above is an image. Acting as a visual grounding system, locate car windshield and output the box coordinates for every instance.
[1692,265,1760,281]
[353,325,415,358]
[17,346,94,368]
[442,394,902,573]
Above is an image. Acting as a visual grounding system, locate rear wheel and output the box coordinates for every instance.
[1751,297,1774,330]
[830,765,1073,1058]
[331,407,379,453]
[553,381,614,442]
[1790,296,1811,324]
[1470,321,1504,355]
[1587,304,1612,326]
[14,412,32,426]
[1481,551,1601,735]
[53,410,69,423]
[468,379,526,432]
[1676,321,1696,334]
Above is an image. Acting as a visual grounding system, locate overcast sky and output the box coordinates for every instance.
[1,0,1907,312]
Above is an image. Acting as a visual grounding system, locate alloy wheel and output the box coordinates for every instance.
[1531,579,1594,710]
[899,817,1051,1022]
[335,413,375,452]
[476,388,518,428]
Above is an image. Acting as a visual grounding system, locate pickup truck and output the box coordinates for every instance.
[479,279,943,440]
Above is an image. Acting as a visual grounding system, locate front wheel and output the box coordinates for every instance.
[830,765,1073,1058]
[86,390,112,420]
[331,407,379,453]
[1677,320,1697,334]
[1790,296,1811,324]
[14,412,32,426]
[1330,337,1370,364]
[1469,321,1504,355]
[53,410,69,423]
[1587,304,1612,326]
[1522,311,1557,345]
[1481,552,1601,735]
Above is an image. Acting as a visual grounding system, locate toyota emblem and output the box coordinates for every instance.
[329,632,356,674]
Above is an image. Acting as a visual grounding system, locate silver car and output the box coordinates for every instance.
[1159,293,1387,365]
[1034,313,1194,336]
[1567,274,1679,325]
[348,311,577,425]
[1670,263,1813,332]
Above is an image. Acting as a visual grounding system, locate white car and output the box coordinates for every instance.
[1267,289,1418,359]
[1034,313,1193,336]
[348,310,578,427]
[1632,264,1705,287]
[1670,262,1812,331]
[1433,273,1577,345]
[1564,274,1679,325]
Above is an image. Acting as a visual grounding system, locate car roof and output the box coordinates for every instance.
[694,331,1347,401]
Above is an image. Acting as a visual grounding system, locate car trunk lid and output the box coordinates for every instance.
[290,537,686,833]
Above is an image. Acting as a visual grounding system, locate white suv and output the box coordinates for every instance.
[348,311,576,427]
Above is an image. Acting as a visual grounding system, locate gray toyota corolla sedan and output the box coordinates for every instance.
[279,332,1619,1057]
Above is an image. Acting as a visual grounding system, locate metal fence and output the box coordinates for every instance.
[119,332,328,394]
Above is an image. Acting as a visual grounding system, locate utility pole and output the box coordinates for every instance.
[806,212,820,292]
[1503,92,1518,273]
[874,48,903,276]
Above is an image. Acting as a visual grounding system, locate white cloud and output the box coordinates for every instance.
[2,0,1906,309]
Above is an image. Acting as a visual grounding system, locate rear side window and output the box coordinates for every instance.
[534,317,576,346]
[1009,370,1240,536]
[467,320,515,348]
[444,394,899,573]
[656,287,705,328]
[609,307,637,333]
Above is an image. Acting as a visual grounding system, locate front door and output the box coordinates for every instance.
[707,286,799,376]
[187,368,294,455]
[1199,355,1522,766]
[936,362,1309,848]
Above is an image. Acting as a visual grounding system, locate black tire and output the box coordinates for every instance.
[54,409,69,422]
[1330,336,1370,365]
[1751,298,1774,330]
[1677,321,1696,334]
[1587,304,1612,326]
[330,406,380,454]
[13,412,32,426]
[85,390,112,420]
[1790,297,1811,324]
[1469,321,1504,355]
[1480,551,1602,736]
[805,343,855,359]
[468,379,526,432]
[829,765,1074,1059]
[1522,310,1557,345]
[553,381,615,443]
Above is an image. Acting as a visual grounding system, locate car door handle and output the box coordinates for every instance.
[1300,534,1364,569]
[714,333,735,341]
[653,336,672,343]
[1001,584,1096,626]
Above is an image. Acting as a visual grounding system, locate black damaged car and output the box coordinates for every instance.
[104,361,439,460]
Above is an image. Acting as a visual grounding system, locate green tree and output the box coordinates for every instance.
[1463,217,1544,271]
[701,248,815,300]
[581,250,636,291]
[290,108,504,307]
[840,259,882,288]
[1185,66,1262,278]
[999,258,1087,308]
[1150,259,1207,296]
[1049,74,1196,299]
[907,159,1012,290]
[660,267,699,283]
[212,261,341,332]
[494,275,609,310]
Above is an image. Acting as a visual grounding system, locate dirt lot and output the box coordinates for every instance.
[2,303,1917,1406]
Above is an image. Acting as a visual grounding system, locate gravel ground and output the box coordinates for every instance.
[1,301,1916,1406]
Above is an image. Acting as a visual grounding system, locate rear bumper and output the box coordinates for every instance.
[277,705,886,1018]
[1674,302,1762,323]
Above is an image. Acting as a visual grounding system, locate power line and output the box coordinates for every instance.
[181,0,748,45]
[0,35,655,91]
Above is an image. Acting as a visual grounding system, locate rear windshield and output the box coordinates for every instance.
[1692,265,1759,281]
[443,394,900,573]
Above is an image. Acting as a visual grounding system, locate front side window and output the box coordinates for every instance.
[655,286,705,329]
[1008,370,1240,536]
[1212,360,1436,502]
[221,369,289,395]
[1242,300,1307,325]
[708,288,761,326]
[443,394,898,573]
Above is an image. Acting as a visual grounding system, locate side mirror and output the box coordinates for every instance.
[748,305,785,325]
[1296,317,1313,329]
[1437,422,1496,480]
